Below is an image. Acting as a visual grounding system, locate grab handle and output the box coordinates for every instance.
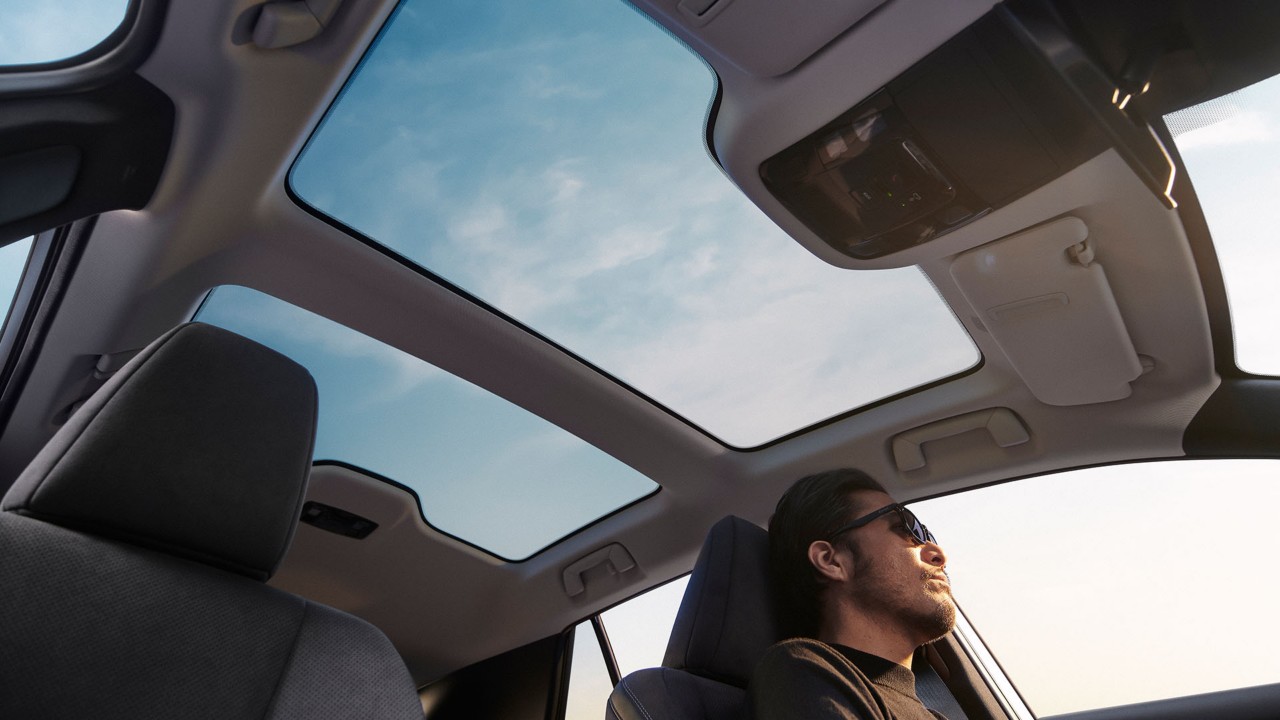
[892,408,1029,472]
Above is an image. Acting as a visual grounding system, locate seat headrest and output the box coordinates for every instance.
[1,322,317,581]
[663,515,781,687]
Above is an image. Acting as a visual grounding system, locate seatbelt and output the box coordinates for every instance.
[916,649,969,720]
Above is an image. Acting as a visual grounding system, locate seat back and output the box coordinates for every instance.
[607,516,778,720]
[607,515,968,720]
[0,323,423,719]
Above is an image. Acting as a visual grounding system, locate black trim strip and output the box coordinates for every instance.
[591,615,622,686]
[549,626,576,720]
[1184,378,1280,457]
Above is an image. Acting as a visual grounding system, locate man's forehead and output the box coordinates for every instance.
[847,489,894,517]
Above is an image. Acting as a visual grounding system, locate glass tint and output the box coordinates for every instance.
[196,285,658,560]
[0,0,131,66]
[291,0,979,447]
[1166,73,1280,374]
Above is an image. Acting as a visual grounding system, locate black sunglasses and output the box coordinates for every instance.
[829,503,936,546]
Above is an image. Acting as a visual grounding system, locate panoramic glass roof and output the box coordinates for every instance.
[1166,73,1280,376]
[197,286,658,561]
[292,0,978,447]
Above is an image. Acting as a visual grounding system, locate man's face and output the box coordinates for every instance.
[838,490,956,644]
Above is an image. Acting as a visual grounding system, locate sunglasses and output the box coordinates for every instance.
[829,503,936,546]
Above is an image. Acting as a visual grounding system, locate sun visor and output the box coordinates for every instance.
[950,217,1143,406]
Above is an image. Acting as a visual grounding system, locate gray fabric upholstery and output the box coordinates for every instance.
[0,322,422,719]
[663,515,779,685]
[267,602,424,719]
[3,322,317,580]
[608,668,744,720]
[609,516,777,720]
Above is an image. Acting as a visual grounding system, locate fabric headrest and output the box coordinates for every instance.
[1,322,318,581]
[663,515,781,686]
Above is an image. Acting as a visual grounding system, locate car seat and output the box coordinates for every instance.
[0,322,423,719]
[607,515,778,720]
[606,515,967,720]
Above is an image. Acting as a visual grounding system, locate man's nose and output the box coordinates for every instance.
[922,540,947,567]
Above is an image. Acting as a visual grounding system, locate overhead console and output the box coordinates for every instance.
[760,2,1176,260]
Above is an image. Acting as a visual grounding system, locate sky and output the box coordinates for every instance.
[196,285,657,561]
[918,460,1280,715]
[0,0,130,65]
[5,2,1280,719]
[1165,80,1280,375]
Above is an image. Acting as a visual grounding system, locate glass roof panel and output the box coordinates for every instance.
[197,286,658,561]
[291,0,979,447]
[1166,73,1280,375]
[1,0,131,66]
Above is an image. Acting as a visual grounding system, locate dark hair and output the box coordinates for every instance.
[768,468,886,638]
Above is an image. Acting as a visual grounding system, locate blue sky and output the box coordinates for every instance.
[196,285,657,561]
[0,0,129,65]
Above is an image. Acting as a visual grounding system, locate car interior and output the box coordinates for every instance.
[3,0,1280,718]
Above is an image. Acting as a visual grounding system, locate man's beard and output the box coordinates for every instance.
[851,557,957,645]
[909,570,957,643]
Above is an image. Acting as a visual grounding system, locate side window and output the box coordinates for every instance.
[0,239,33,319]
[563,576,690,719]
[914,459,1280,716]
[600,577,689,677]
[564,621,613,720]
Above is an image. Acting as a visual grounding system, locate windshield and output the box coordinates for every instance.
[1166,72,1280,374]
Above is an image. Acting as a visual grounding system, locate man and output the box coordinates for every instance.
[749,468,954,720]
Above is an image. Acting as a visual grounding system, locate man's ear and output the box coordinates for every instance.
[807,539,851,583]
